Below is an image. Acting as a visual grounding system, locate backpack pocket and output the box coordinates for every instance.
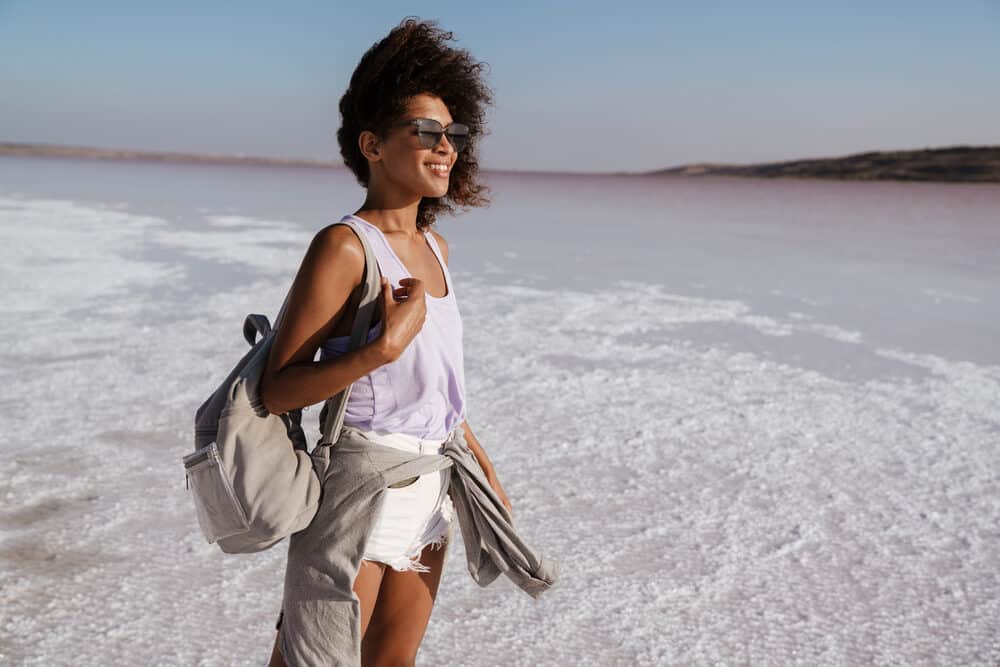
[183,441,251,543]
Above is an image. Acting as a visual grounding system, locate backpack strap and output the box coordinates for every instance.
[318,220,382,446]
[243,314,272,346]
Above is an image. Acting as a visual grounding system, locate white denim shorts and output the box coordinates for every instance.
[344,426,456,573]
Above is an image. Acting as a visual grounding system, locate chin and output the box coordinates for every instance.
[425,182,449,198]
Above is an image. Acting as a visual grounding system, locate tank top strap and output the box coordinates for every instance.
[340,215,404,285]
[422,230,454,296]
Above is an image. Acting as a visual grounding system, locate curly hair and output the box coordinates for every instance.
[337,17,495,230]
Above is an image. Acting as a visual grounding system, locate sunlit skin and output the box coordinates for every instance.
[267,92,512,667]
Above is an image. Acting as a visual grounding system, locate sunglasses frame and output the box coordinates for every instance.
[394,117,470,152]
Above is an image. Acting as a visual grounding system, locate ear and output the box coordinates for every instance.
[358,130,382,162]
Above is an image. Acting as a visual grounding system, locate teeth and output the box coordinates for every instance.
[426,164,449,172]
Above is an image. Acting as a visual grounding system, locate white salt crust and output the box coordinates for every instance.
[1,196,997,666]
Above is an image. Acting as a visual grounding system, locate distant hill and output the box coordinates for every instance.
[649,146,1000,183]
[3,141,999,183]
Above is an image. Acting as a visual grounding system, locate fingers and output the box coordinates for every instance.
[382,277,428,307]
[391,277,426,301]
[380,276,393,304]
[397,277,425,291]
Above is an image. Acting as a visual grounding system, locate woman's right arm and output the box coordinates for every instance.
[259,224,387,415]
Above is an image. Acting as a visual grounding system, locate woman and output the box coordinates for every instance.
[260,17,510,666]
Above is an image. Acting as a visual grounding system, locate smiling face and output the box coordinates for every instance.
[361,92,458,200]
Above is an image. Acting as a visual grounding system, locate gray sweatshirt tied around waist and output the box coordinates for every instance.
[277,425,560,666]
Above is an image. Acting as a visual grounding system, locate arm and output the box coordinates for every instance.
[260,225,388,415]
[262,224,427,415]
[460,418,512,517]
[433,229,513,515]
[459,419,496,479]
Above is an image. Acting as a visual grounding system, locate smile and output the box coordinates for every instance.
[425,163,450,178]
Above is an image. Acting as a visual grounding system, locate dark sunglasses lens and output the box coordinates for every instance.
[414,119,469,151]
[416,131,441,149]
[446,127,469,151]
[414,118,443,132]
[415,118,442,146]
[417,130,468,151]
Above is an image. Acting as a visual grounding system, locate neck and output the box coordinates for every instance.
[356,193,422,235]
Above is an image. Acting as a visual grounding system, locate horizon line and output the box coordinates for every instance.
[2,139,998,179]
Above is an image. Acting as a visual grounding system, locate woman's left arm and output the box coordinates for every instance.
[460,419,513,518]
[432,230,514,519]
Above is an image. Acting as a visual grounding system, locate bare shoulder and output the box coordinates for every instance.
[313,224,365,259]
[428,228,450,265]
[313,222,366,268]
[266,223,364,368]
[296,221,367,309]
[259,221,373,413]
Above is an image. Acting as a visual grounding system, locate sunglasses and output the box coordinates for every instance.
[394,117,470,152]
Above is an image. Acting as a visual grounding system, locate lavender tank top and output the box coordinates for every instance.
[319,214,466,441]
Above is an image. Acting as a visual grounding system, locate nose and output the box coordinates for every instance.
[435,134,456,155]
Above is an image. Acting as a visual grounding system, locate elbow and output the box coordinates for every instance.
[259,375,282,415]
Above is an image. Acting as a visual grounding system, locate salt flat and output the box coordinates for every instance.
[1,159,998,665]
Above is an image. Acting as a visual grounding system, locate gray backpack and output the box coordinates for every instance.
[183,219,382,554]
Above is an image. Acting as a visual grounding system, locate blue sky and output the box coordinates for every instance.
[2,1,999,173]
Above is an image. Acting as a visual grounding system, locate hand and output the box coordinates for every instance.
[374,276,426,362]
[487,472,513,521]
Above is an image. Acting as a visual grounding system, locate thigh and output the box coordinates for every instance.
[269,561,387,667]
[355,558,388,639]
[361,540,449,666]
